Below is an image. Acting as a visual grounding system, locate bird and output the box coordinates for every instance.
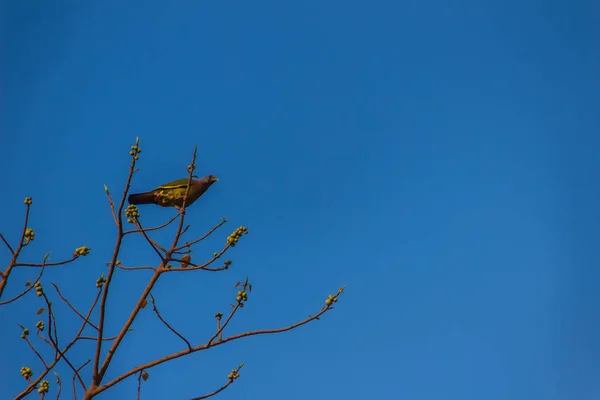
[128,175,218,212]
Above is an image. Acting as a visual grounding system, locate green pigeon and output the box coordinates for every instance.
[128,175,218,212]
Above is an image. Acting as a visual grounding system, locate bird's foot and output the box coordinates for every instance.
[175,206,186,215]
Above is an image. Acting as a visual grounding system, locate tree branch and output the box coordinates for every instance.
[124,214,180,236]
[0,254,48,306]
[0,202,31,300]
[149,294,192,350]
[0,231,14,254]
[174,218,228,252]
[90,289,343,397]
[52,283,99,331]
[189,364,244,400]
[92,139,140,384]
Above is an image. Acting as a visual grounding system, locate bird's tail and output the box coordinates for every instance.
[128,192,155,205]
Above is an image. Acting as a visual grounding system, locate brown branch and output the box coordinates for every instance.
[14,255,78,267]
[0,254,48,305]
[12,285,101,400]
[168,147,198,250]
[20,328,49,368]
[0,231,14,254]
[116,264,157,271]
[39,293,85,394]
[92,139,139,384]
[123,214,180,236]
[136,371,143,400]
[0,203,31,300]
[189,364,244,400]
[149,294,192,350]
[104,184,118,226]
[174,219,228,252]
[166,245,230,273]
[54,372,62,400]
[52,283,99,331]
[133,218,167,260]
[90,293,342,397]
[93,147,199,388]
[79,335,117,341]
[73,360,91,400]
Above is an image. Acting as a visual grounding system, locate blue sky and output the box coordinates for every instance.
[1,1,599,399]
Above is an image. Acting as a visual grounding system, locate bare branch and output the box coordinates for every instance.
[0,231,14,254]
[54,372,62,400]
[132,218,167,260]
[166,244,231,273]
[14,255,78,268]
[189,364,244,400]
[79,335,117,341]
[52,283,99,331]
[123,214,180,236]
[93,139,140,384]
[90,292,342,396]
[95,147,199,385]
[13,288,103,399]
[0,203,31,299]
[103,184,118,226]
[174,219,228,252]
[116,264,157,272]
[20,328,48,368]
[149,294,192,350]
[73,360,91,400]
[0,254,48,305]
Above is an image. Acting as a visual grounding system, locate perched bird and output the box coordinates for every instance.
[128,175,218,212]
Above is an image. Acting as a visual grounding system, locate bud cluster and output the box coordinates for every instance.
[74,246,91,257]
[130,144,142,160]
[125,204,140,223]
[20,366,33,380]
[34,282,43,297]
[227,369,240,381]
[24,228,35,241]
[227,226,248,247]
[37,380,50,394]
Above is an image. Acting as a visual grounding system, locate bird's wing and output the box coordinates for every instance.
[154,178,194,190]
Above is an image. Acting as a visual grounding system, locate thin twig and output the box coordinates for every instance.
[116,264,157,271]
[13,287,102,399]
[21,333,48,368]
[166,244,230,273]
[0,203,31,300]
[14,255,78,267]
[136,371,143,400]
[124,214,180,236]
[174,219,228,252]
[0,255,47,305]
[133,218,167,260]
[73,360,91,400]
[149,294,192,350]
[52,283,100,331]
[189,364,243,400]
[0,231,14,254]
[90,297,340,397]
[94,147,199,386]
[93,141,139,384]
[104,184,118,226]
[79,335,117,341]
[54,372,62,400]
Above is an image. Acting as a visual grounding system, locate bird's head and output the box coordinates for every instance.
[207,174,219,183]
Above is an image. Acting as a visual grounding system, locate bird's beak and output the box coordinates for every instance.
[212,177,219,182]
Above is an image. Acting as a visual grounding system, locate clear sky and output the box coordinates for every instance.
[1,1,599,399]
